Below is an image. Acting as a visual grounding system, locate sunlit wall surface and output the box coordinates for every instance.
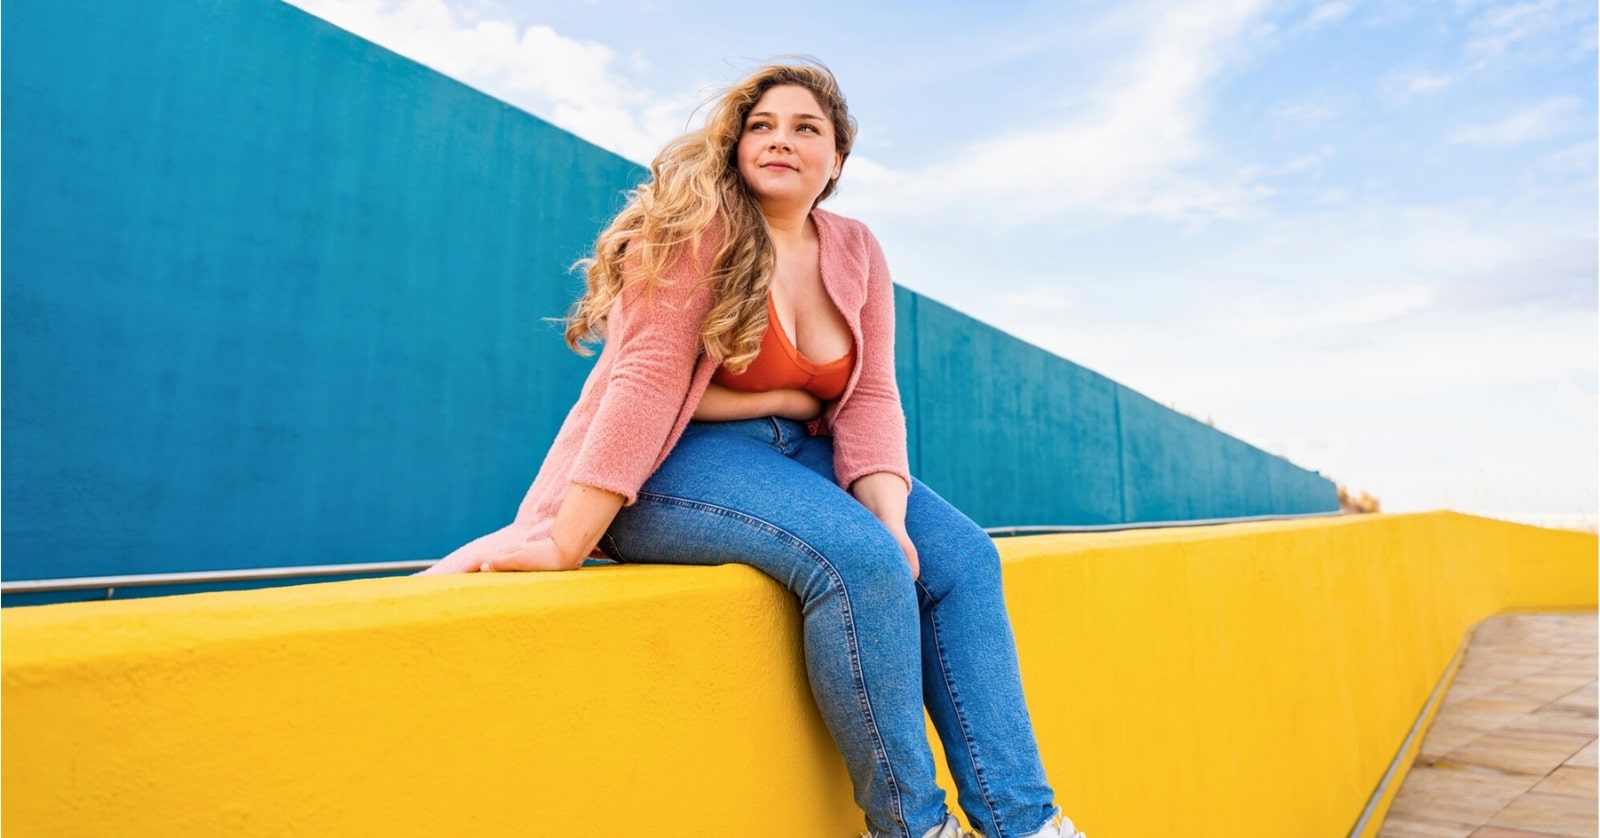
[1,0,1337,589]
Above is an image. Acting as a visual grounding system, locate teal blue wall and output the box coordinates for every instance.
[2,0,1336,593]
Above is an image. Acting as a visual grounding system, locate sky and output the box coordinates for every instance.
[286,0,1598,523]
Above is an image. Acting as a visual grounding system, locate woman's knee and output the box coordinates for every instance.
[807,520,915,599]
[914,514,1003,599]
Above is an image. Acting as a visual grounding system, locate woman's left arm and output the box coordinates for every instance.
[829,227,913,493]
[830,224,917,575]
[851,471,918,578]
[693,382,824,422]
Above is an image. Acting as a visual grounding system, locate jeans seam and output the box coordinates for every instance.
[766,416,784,449]
[632,490,911,833]
[928,600,1006,837]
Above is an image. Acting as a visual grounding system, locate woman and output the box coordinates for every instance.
[422,60,1085,838]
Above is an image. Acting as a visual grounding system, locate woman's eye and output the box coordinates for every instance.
[797,123,818,133]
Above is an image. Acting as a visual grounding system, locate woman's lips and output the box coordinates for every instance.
[762,162,797,171]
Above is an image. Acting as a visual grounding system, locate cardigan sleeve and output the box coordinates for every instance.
[566,243,716,504]
[830,228,912,493]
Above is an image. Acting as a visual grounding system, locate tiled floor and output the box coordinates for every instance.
[1378,612,1598,838]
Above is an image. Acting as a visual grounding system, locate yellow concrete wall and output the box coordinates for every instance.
[4,512,1594,837]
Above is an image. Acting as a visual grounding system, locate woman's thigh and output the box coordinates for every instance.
[601,421,910,598]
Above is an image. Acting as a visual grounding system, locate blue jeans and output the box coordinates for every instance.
[600,418,1057,838]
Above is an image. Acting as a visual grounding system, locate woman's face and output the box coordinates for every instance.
[736,84,843,214]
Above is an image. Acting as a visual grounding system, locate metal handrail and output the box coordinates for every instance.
[983,510,1342,537]
[1,560,432,595]
[2,511,1345,596]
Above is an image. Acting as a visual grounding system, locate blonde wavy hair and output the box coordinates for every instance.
[565,58,856,371]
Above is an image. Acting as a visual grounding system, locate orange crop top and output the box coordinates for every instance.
[712,294,855,401]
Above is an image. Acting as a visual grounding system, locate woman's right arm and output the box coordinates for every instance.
[421,235,721,576]
[693,382,824,422]
[417,482,625,574]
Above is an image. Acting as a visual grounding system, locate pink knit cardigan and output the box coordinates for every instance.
[513,208,911,537]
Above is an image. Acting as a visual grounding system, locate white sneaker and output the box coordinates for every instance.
[859,814,969,838]
[1018,813,1086,838]
[921,815,968,838]
[869,812,1083,838]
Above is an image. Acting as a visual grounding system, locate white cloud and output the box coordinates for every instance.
[928,196,1596,431]
[1208,285,1437,344]
[1406,73,1453,93]
[283,0,695,162]
[1399,71,1455,95]
[1449,96,1580,145]
[1292,2,1354,34]
[1000,288,1072,310]
[1464,0,1596,60]
[1381,1,1588,102]
[1275,101,1340,125]
[1530,140,1599,182]
[1238,149,1334,181]
[838,0,1276,228]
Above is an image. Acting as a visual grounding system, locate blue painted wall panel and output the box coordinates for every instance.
[893,285,922,479]
[910,296,1124,528]
[3,0,1336,590]
[5,0,641,577]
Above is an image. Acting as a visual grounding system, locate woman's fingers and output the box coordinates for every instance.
[417,550,486,575]
[479,548,533,572]
[893,530,920,580]
[417,524,537,575]
[477,537,572,573]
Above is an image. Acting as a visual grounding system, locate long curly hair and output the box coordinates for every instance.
[564,58,856,371]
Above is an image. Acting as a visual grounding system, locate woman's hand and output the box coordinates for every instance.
[418,524,527,575]
[426,535,579,573]
[884,521,920,579]
[419,484,622,576]
[694,382,824,422]
[475,536,578,572]
[418,531,582,575]
[849,471,918,579]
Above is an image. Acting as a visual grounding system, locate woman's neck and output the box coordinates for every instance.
[761,206,815,250]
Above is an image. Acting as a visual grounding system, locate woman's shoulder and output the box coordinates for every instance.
[813,208,882,258]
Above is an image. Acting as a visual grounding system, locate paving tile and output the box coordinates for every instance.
[1496,729,1600,746]
[1490,677,1599,703]
[1554,683,1600,713]
[1446,732,1594,776]
[1381,614,1599,837]
[1488,791,1599,838]
[1450,677,1522,704]
[1388,763,1543,822]
[1442,709,1547,737]
[1438,704,1532,730]
[1478,663,1564,681]
[1421,723,1492,765]
[1456,695,1560,718]
[1469,828,1577,838]
[1505,707,1600,737]
[1569,741,1599,769]
[1470,620,1525,644]
[1531,766,1598,800]
[1377,810,1481,837]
